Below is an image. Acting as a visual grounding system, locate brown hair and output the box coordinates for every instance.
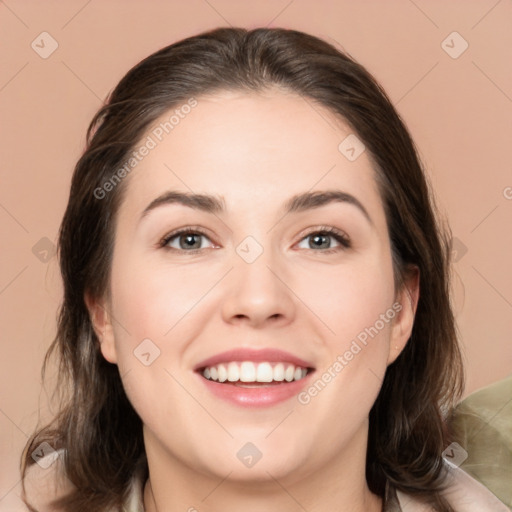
[21,27,464,511]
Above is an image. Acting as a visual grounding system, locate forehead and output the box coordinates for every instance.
[119,89,383,220]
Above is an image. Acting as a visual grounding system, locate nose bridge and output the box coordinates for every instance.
[221,236,295,326]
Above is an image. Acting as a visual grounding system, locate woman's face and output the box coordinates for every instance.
[90,89,417,485]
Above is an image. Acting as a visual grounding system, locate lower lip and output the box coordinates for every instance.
[196,372,314,408]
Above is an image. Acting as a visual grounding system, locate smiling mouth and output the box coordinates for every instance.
[197,361,314,387]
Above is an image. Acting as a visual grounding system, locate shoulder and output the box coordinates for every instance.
[24,448,147,512]
[449,376,512,508]
[395,465,510,512]
[451,375,512,429]
[23,449,74,512]
[439,464,510,511]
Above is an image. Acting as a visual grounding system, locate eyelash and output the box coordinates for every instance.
[158,225,351,255]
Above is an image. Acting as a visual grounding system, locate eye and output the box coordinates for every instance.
[296,226,351,253]
[159,227,216,253]
[158,225,350,254]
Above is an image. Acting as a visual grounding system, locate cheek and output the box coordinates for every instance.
[298,253,396,346]
[106,259,210,437]
[110,256,217,347]
[295,253,396,414]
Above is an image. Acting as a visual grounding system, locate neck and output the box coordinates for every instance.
[142,425,382,512]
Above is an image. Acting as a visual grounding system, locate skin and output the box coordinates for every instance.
[86,88,419,512]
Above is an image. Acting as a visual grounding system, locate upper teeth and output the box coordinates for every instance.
[202,361,308,383]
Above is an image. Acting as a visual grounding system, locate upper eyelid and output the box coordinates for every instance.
[296,225,349,239]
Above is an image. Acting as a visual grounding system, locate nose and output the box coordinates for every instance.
[221,249,296,328]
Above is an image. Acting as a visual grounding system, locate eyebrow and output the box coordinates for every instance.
[140,189,372,225]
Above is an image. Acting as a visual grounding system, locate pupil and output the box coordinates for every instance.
[181,234,200,249]
[311,234,329,249]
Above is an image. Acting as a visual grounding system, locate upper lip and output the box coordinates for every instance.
[193,348,315,371]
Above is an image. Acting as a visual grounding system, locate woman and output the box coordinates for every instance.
[21,27,507,511]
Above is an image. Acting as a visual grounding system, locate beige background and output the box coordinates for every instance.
[1,0,511,509]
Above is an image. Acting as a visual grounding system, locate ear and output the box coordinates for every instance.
[84,291,118,364]
[387,267,420,365]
